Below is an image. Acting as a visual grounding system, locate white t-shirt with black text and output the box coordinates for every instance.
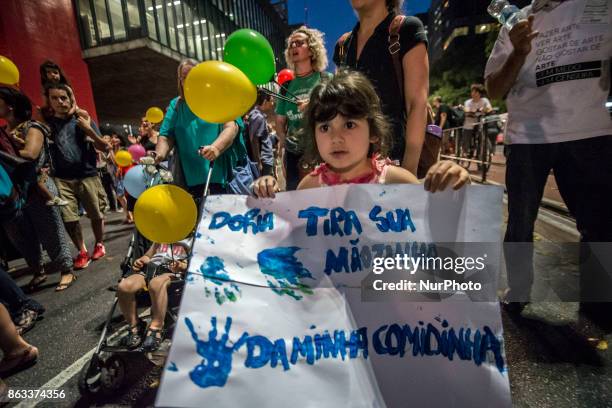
[484,0,611,144]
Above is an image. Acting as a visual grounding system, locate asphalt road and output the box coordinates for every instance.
[4,212,160,407]
[3,201,612,407]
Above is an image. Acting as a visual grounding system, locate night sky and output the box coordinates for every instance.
[285,0,432,70]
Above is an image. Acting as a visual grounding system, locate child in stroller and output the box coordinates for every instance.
[117,238,191,352]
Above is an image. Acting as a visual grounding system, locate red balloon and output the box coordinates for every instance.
[277,69,295,86]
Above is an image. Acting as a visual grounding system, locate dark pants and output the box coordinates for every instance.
[99,170,117,211]
[503,135,612,303]
[285,150,302,191]
[0,265,44,320]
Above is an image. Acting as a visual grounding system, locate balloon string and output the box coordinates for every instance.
[257,87,299,105]
[272,80,301,100]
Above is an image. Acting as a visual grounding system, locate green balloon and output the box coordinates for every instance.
[223,29,275,85]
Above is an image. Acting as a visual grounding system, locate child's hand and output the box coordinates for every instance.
[9,132,26,148]
[252,175,279,198]
[424,161,470,193]
[76,110,93,132]
[169,260,188,273]
[133,255,150,271]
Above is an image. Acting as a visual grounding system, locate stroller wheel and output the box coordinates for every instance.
[100,355,127,392]
[78,358,103,395]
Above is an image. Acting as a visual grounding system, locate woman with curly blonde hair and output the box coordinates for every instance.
[275,26,332,191]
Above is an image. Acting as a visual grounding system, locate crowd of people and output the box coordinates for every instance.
[0,0,610,399]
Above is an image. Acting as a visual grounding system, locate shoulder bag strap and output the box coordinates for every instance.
[388,15,406,102]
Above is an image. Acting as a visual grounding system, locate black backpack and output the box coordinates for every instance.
[448,106,465,128]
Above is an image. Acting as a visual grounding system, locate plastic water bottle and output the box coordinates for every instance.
[488,0,527,30]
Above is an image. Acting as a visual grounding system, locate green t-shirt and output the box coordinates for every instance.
[275,71,332,153]
[159,97,247,187]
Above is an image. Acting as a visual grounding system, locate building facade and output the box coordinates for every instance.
[0,0,290,125]
[428,0,530,63]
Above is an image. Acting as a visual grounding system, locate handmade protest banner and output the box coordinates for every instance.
[156,184,510,407]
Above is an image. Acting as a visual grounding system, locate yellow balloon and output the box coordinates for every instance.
[134,184,197,243]
[0,55,19,85]
[115,150,133,167]
[184,61,256,123]
[146,107,164,124]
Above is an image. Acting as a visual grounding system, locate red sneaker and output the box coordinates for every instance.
[74,250,91,270]
[91,243,106,261]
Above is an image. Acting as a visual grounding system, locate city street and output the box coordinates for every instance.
[0,0,609,406]
[3,176,611,407]
[4,212,160,407]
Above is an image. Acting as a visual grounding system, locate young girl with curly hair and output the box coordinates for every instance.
[254,70,469,197]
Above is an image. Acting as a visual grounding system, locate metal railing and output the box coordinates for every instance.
[439,114,506,183]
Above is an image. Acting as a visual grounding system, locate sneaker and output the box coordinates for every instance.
[91,243,106,261]
[74,250,91,270]
[46,196,69,206]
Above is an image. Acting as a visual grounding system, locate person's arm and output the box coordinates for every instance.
[296,174,321,190]
[486,16,538,100]
[401,43,429,174]
[18,127,44,161]
[483,98,493,114]
[67,85,79,117]
[154,135,174,164]
[76,111,111,151]
[155,99,177,163]
[199,121,239,161]
[383,165,419,185]
[133,243,160,271]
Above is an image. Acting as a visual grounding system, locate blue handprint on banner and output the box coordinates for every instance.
[185,316,248,388]
[200,256,241,305]
[257,247,314,300]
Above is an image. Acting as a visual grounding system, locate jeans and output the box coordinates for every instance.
[99,170,117,211]
[503,135,612,302]
[1,178,73,275]
[0,265,44,320]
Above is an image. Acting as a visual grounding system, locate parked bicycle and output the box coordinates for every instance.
[440,110,505,182]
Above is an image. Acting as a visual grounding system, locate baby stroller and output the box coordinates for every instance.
[77,229,189,396]
[78,162,211,397]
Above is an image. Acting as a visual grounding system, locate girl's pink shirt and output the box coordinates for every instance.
[309,155,394,186]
